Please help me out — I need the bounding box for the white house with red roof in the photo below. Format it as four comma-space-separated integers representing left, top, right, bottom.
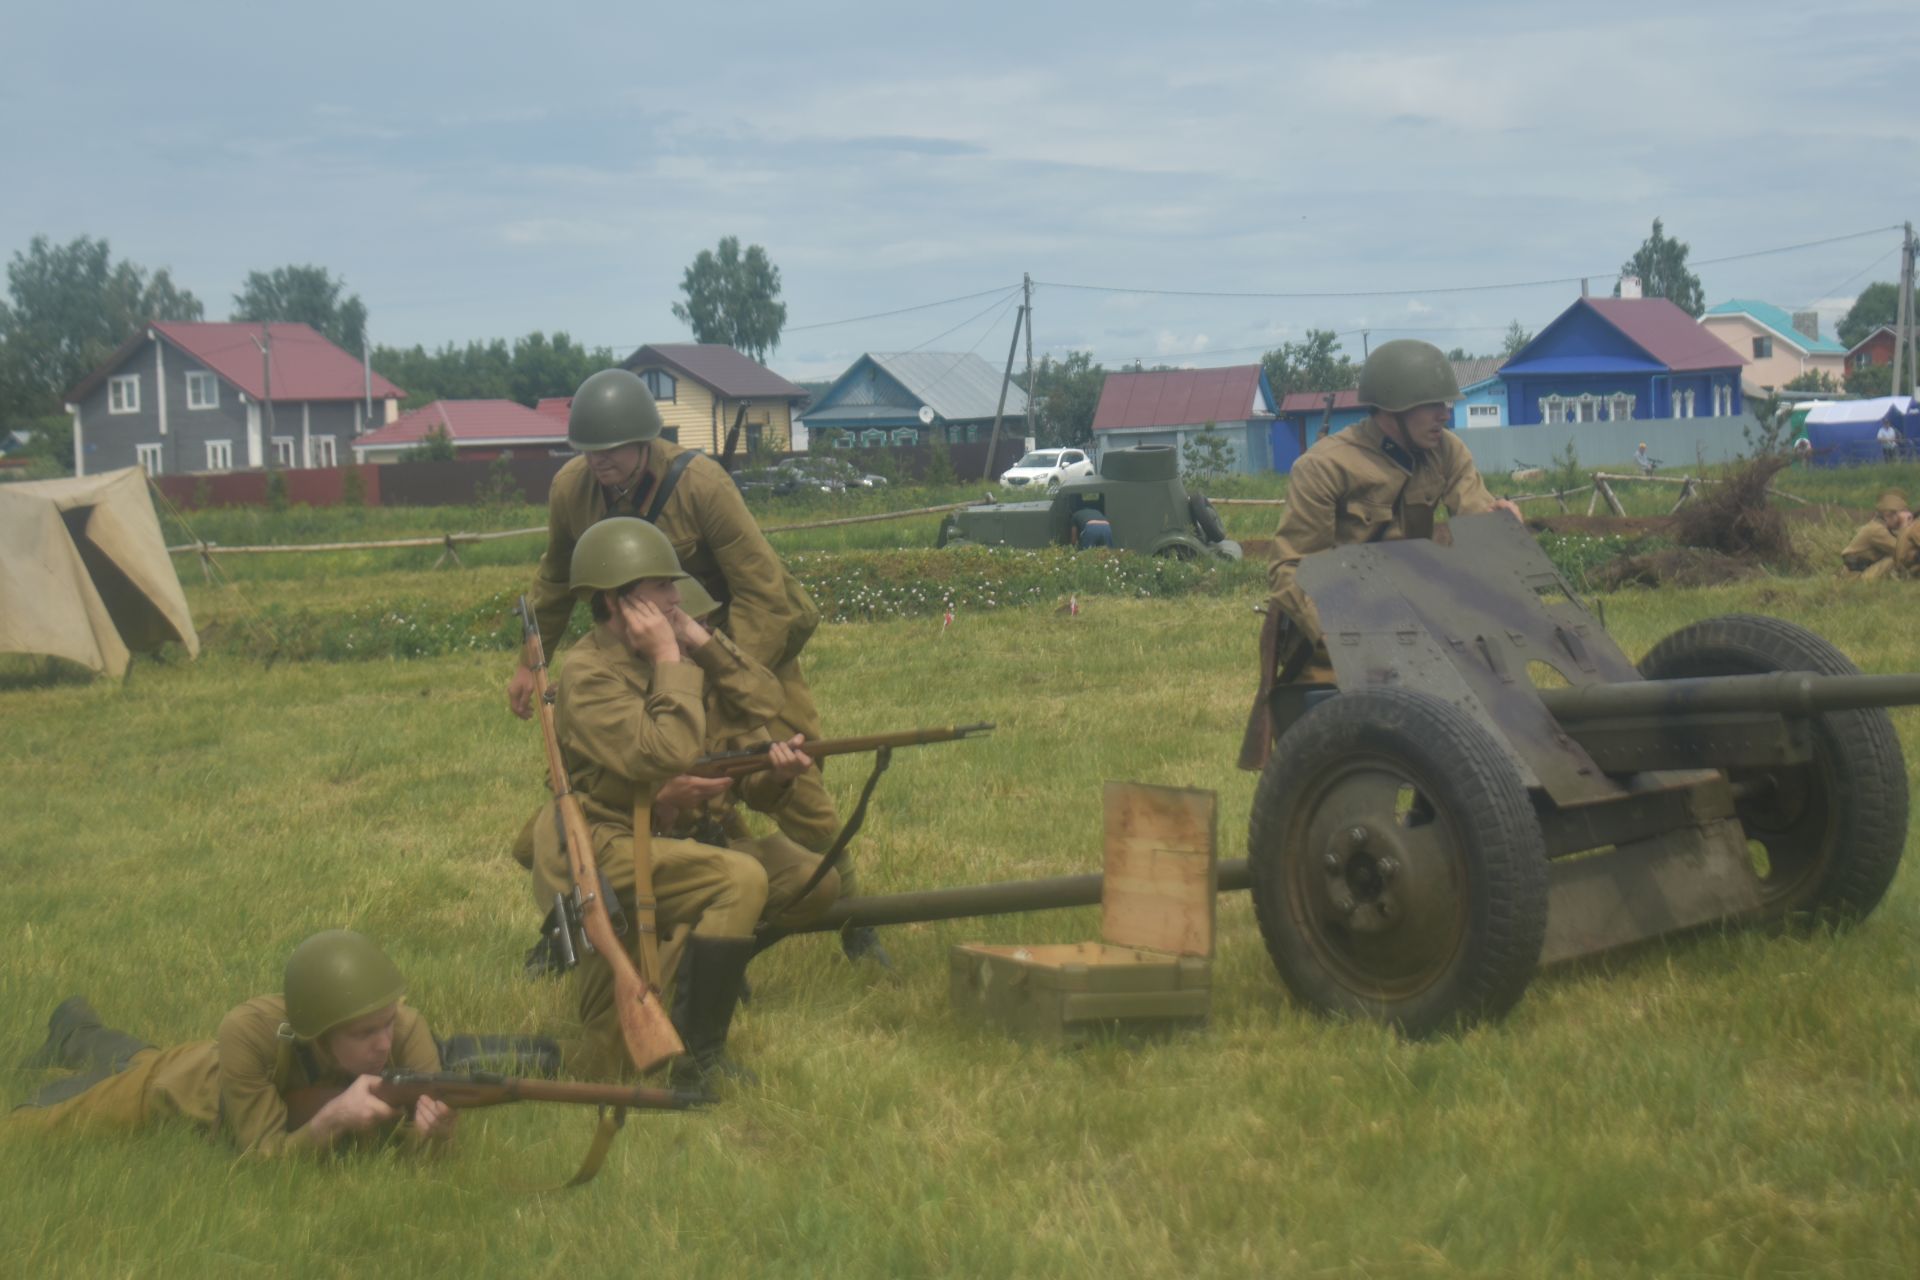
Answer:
63, 321, 404, 476
1089, 364, 1277, 474
352, 399, 572, 463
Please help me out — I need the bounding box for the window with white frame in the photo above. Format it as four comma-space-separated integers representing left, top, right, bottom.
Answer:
641, 370, 676, 402
136, 443, 164, 476
860, 429, 889, 448
1713, 385, 1732, 416
891, 428, 919, 446
311, 435, 338, 467
1611, 394, 1635, 421
1465, 403, 1502, 427
108, 375, 140, 414
1575, 394, 1599, 423
273, 436, 296, 467
205, 440, 234, 471
1855, 351, 1871, 370
1674, 389, 1695, 419
185, 370, 220, 409
1539, 395, 1565, 424
1752, 336, 1773, 359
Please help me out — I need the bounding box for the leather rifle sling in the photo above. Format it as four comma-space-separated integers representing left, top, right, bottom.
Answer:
629, 801, 665, 987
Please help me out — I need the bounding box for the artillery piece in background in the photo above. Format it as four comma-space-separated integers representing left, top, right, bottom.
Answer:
1241, 513, 1909, 1036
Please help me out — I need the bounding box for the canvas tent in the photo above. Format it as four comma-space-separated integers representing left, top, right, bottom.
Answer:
0, 467, 198, 676
1802, 397, 1918, 467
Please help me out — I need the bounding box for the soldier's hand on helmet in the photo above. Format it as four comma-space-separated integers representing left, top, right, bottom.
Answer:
766, 734, 814, 781
413, 1094, 457, 1140
1491, 498, 1523, 522
668, 605, 712, 653
616, 595, 680, 665
507, 664, 537, 720
310, 1074, 400, 1139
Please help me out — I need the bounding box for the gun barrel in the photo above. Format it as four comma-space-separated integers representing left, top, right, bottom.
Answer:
1537, 672, 1920, 722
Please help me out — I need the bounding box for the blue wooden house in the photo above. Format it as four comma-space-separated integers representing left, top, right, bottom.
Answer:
1448, 357, 1508, 429
1499, 297, 1746, 425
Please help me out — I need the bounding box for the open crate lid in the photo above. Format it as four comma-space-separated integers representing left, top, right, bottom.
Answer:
1101, 782, 1218, 959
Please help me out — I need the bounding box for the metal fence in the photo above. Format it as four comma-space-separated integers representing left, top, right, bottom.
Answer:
1455, 414, 1766, 474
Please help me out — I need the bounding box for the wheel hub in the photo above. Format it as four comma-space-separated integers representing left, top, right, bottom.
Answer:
1320, 825, 1402, 934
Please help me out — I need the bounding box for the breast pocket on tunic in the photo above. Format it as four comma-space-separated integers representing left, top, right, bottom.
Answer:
1347, 500, 1398, 543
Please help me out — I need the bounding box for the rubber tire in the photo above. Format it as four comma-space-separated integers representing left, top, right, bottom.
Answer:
1190, 493, 1227, 544
1248, 689, 1549, 1038
1637, 613, 1907, 922
1154, 540, 1199, 561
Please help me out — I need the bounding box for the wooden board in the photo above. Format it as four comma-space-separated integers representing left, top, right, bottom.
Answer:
1100, 782, 1217, 958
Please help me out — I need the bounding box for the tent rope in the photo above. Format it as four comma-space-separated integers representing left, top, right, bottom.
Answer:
145, 477, 285, 663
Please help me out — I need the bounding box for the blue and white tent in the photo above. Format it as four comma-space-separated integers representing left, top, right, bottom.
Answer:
1803, 397, 1918, 466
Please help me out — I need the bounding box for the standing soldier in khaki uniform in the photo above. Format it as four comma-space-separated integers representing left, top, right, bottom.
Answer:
1841, 490, 1911, 580
12, 931, 454, 1156
507, 369, 886, 966
534, 517, 837, 1086
1267, 339, 1522, 653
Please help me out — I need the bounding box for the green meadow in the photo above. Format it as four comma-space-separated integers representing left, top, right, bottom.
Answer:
4, 470, 1920, 1278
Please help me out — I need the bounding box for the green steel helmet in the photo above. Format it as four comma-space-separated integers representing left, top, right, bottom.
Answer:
1357, 339, 1462, 413
676, 575, 720, 620
568, 369, 664, 451
570, 517, 690, 594
283, 930, 405, 1041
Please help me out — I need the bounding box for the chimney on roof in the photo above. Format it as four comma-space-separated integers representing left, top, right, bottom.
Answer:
1792, 311, 1820, 341
1619, 276, 1643, 300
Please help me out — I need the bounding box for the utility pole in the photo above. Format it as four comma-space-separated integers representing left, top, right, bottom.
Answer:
259, 323, 278, 473
1361, 330, 1371, 358
1022, 272, 1035, 447
1894, 223, 1914, 403
982, 281, 1029, 482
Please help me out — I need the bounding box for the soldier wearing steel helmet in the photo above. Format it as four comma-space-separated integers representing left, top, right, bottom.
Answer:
11, 931, 453, 1155
1841, 490, 1912, 580
1267, 339, 1522, 649
533, 517, 835, 1085
508, 369, 885, 964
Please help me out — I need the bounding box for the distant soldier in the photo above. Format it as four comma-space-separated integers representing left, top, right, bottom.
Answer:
1842, 490, 1912, 581
506, 368, 886, 966
1267, 340, 1522, 655
1635, 442, 1657, 475
12, 931, 455, 1156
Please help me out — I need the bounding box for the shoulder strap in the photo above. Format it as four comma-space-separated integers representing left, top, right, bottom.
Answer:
644, 450, 699, 523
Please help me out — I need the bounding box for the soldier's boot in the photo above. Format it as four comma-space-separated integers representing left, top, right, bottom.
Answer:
436, 1034, 564, 1078
22, 997, 148, 1073
523, 908, 569, 980
667, 936, 758, 1094
834, 870, 895, 971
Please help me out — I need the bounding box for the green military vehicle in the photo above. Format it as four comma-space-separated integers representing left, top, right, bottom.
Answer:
936, 444, 1241, 561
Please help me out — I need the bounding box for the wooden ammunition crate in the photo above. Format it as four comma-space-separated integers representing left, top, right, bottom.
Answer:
950, 782, 1216, 1043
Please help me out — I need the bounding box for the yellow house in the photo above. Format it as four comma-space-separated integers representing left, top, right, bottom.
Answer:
1699, 300, 1849, 396
619, 343, 807, 457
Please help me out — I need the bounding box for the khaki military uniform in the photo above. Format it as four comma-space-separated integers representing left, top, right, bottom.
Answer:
528, 449, 839, 851
1842, 520, 1901, 580
1268, 417, 1499, 644
11, 996, 438, 1156
528, 626, 837, 1073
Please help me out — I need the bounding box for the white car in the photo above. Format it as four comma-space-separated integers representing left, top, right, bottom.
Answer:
999, 448, 1094, 491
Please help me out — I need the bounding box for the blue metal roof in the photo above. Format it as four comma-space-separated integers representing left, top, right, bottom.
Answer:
1705, 300, 1847, 354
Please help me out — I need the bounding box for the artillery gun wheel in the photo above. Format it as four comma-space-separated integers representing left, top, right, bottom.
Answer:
1247, 690, 1549, 1038
1638, 614, 1907, 922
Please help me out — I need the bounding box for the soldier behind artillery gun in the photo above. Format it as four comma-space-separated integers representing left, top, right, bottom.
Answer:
1842, 490, 1913, 581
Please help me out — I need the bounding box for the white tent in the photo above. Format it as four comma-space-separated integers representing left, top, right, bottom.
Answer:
0, 467, 198, 677
1804, 396, 1915, 426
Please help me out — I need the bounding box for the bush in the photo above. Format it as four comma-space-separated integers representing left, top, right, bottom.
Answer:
475, 453, 523, 507
401, 427, 456, 462
1181, 423, 1235, 481
265, 470, 289, 513
341, 466, 367, 509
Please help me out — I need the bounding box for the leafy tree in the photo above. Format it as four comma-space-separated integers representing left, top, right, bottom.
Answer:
400, 426, 456, 461
1836, 281, 1920, 349
1022, 350, 1106, 447
371, 332, 614, 409
1615, 218, 1704, 317
1782, 370, 1837, 393
671, 236, 787, 362
475, 452, 524, 506
0, 234, 203, 433
232, 265, 367, 352
1261, 329, 1357, 401
1846, 363, 1893, 398
1500, 320, 1533, 359
1181, 422, 1235, 481
1445, 346, 1470, 361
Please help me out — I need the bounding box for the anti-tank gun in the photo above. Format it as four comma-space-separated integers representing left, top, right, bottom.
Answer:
1239, 513, 1910, 1036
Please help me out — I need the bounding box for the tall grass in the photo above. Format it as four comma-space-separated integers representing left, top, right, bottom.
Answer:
3, 577, 1919, 1276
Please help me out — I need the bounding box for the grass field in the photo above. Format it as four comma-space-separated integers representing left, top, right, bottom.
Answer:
6, 513, 1920, 1277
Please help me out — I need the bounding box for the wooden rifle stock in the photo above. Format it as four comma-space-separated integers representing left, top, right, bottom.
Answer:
688, 722, 996, 779
283, 1069, 703, 1131
518, 596, 684, 1072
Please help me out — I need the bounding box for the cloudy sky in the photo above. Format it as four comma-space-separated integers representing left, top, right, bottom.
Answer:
5, 0, 1915, 381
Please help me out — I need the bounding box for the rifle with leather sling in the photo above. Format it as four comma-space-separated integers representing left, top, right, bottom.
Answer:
282, 1069, 703, 1131
688, 722, 994, 779
518, 596, 684, 1072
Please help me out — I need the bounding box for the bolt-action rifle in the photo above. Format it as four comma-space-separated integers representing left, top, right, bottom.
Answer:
282, 1069, 704, 1132
518, 596, 684, 1073
688, 722, 995, 779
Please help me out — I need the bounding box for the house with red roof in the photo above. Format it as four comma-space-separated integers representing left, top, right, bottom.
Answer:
620, 343, 809, 455
1847, 326, 1900, 379
1499, 296, 1746, 426
63, 321, 405, 477
352, 400, 572, 463
1090, 364, 1277, 473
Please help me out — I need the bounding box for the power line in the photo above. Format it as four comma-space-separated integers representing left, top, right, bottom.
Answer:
902, 286, 1023, 353
1034, 225, 1905, 303
785, 283, 1022, 333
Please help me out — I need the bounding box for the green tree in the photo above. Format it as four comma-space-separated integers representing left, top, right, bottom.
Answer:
1845, 363, 1893, 398
1501, 320, 1533, 359
400, 426, 456, 461
1180, 422, 1235, 482
371, 332, 615, 409
1022, 350, 1107, 447
1782, 370, 1837, 393
0, 234, 203, 433
475, 452, 524, 506
232, 265, 367, 352
1615, 218, 1704, 317
1260, 329, 1357, 401
1836, 281, 1920, 349
671, 236, 787, 362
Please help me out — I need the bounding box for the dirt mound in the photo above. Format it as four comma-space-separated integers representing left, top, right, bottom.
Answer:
1593, 548, 1763, 590
1670, 456, 1803, 568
